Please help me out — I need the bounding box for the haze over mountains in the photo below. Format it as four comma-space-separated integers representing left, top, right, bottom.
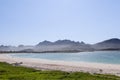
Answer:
0, 38, 120, 52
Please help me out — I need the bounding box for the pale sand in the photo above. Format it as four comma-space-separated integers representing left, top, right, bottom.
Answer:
0, 54, 120, 76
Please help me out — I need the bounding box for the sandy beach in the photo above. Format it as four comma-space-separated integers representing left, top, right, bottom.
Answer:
0, 54, 120, 76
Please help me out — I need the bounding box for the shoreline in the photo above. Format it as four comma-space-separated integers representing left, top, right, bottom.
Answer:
0, 54, 120, 76
0, 49, 120, 54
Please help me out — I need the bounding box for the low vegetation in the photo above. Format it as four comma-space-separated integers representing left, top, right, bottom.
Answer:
0, 62, 120, 80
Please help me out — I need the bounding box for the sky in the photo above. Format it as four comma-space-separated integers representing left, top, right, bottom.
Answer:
0, 0, 120, 46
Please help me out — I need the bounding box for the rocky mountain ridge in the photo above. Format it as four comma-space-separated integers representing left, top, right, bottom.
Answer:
0, 38, 120, 52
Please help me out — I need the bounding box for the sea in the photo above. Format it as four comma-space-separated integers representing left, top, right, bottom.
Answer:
10, 51, 120, 64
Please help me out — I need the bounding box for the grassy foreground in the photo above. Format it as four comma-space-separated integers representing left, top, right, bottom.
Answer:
0, 62, 120, 80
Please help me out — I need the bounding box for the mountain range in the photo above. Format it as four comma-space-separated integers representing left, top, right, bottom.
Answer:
0, 38, 120, 53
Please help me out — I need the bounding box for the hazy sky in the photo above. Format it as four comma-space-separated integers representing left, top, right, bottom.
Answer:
0, 0, 120, 45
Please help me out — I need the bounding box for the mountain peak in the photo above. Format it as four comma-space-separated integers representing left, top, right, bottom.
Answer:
55, 39, 75, 44
93, 38, 120, 50
37, 40, 52, 46
100, 38, 120, 44
36, 39, 83, 46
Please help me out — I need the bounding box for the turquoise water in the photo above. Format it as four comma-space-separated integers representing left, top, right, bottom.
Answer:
10, 51, 120, 64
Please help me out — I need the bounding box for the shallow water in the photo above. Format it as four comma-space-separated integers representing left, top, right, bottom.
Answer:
10, 51, 120, 64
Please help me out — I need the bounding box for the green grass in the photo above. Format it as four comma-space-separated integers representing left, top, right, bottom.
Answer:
0, 62, 120, 80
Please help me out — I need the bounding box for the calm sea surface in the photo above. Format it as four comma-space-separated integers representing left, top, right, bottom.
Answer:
10, 51, 120, 64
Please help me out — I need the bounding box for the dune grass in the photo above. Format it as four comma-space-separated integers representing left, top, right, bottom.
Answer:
0, 62, 120, 80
